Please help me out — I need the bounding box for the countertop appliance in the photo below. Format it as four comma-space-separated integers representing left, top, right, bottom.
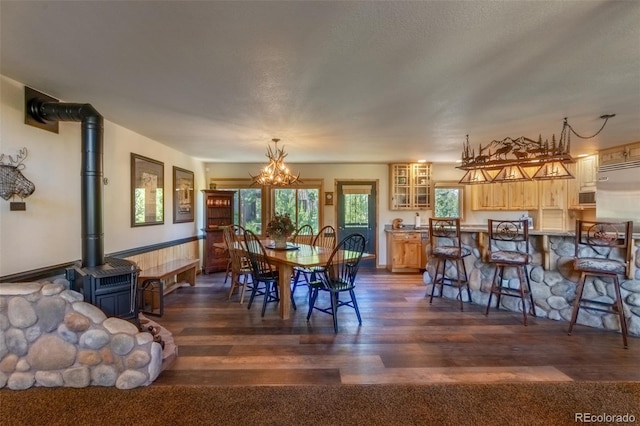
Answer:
392, 218, 404, 229
596, 160, 640, 232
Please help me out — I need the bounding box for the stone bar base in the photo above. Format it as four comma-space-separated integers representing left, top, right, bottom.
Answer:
423, 232, 640, 337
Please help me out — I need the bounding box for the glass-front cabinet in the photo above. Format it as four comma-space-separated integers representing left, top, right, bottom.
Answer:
389, 163, 432, 210
201, 190, 235, 274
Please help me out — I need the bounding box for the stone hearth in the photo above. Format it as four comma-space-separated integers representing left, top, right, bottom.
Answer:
0, 279, 176, 390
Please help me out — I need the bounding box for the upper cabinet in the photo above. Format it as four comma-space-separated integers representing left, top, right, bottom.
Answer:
389, 163, 432, 210
599, 141, 640, 167
576, 154, 598, 192
470, 167, 538, 211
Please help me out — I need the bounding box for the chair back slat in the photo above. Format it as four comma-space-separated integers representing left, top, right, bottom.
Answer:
574, 220, 633, 261
292, 224, 314, 245
313, 225, 337, 249
429, 217, 462, 252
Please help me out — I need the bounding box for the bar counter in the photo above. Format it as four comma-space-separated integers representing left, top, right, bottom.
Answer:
385, 225, 640, 338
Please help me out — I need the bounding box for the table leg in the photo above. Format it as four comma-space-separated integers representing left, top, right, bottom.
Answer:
278, 263, 293, 319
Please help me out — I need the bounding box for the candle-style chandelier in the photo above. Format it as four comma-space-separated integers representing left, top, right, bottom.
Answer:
250, 138, 302, 186
458, 115, 615, 184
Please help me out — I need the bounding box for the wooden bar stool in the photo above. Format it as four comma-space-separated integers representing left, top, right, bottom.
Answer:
485, 219, 537, 325
427, 217, 472, 311
568, 220, 633, 348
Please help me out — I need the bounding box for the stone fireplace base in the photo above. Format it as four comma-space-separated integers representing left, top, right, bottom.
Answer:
0, 280, 175, 390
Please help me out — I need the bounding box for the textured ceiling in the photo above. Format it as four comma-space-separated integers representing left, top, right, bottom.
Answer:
1, 1, 639, 163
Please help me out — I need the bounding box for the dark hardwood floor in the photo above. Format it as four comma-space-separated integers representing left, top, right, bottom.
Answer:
152, 269, 639, 386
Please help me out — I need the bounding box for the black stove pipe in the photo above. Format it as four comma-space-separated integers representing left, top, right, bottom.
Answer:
28, 100, 104, 268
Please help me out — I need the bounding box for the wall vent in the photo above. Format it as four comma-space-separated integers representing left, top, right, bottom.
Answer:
599, 159, 640, 173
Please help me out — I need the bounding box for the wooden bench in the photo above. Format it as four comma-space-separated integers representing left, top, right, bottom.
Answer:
137, 258, 200, 316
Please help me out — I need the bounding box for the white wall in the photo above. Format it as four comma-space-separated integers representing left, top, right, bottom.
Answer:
0, 76, 205, 277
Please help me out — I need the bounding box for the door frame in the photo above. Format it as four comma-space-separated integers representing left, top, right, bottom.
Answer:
334, 179, 379, 268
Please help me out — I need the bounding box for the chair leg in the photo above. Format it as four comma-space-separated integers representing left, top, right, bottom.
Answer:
291, 286, 297, 311
516, 265, 528, 326
350, 289, 362, 325
261, 282, 270, 317
568, 273, 587, 335
461, 259, 472, 306
291, 269, 302, 296
239, 274, 248, 304
455, 258, 464, 312
495, 265, 505, 309
223, 259, 232, 284
307, 288, 318, 321
247, 281, 261, 310
613, 276, 629, 348
227, 270, 238, 300
429, 258, 442, 304
331, 291, 339, 333
524, 265, 537, 318
485, 265, 501, 315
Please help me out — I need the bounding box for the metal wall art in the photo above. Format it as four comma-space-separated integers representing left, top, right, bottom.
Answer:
0, 147, 36, 210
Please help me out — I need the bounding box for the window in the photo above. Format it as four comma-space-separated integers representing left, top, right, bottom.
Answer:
213, 178, 323, 236
273, 188, 320, 233
434, 183, 464, 219
225, 187, 263, 234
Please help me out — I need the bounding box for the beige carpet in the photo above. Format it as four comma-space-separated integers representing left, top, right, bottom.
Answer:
1, 382, 639, 426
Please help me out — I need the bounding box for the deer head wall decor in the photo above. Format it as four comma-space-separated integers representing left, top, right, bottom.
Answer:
0, 147, 36, 201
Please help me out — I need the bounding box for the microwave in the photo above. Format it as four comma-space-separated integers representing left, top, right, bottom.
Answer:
578, 191, 596, 204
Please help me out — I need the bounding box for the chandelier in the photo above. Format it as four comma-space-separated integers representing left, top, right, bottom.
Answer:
250, 138, 302, 186
458, 115, 615, 184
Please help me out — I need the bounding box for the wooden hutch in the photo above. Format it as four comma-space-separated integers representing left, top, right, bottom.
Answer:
201, 190, 235, 274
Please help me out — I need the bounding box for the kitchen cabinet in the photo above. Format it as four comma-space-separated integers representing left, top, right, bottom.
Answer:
471, 166, 539, 211
201, 190, 235, 274
508, 180, 538, 210
386, 232, 423, 272
539, 179, 566, 209
471, 180, 537, 211
599, 141, 640, 167
471, 182, 508, 210
576, 155, 598, 192
389, 163, 432, 210
567, 155, 598, 209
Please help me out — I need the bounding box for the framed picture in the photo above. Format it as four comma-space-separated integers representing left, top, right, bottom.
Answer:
173, 166, 195, 223
131, 153, 164, 227
324, 192, 334, 206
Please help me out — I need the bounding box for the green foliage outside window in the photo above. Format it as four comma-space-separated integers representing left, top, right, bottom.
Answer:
434, 188, 461, 218
274, 188, 319, 233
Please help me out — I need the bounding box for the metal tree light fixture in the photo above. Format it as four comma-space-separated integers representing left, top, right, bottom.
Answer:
458, 115, 615, 184
250, 138, 302, 186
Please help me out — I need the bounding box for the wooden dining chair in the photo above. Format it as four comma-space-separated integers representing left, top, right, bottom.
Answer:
306, 233, 366, 333
243, 230, 281, 316
291, 224, 314, 245
224, 225, 253, 303
292, 225, 337, 299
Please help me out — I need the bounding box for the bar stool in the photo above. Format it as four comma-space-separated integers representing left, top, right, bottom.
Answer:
485, 219, 536, 325
568, 220, 633, 348
427, 217, 472, 311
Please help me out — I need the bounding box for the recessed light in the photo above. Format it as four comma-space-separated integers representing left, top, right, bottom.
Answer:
417, 159, 427, 163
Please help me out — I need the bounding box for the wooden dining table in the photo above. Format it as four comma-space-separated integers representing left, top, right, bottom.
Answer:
216, 240, 374, 319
